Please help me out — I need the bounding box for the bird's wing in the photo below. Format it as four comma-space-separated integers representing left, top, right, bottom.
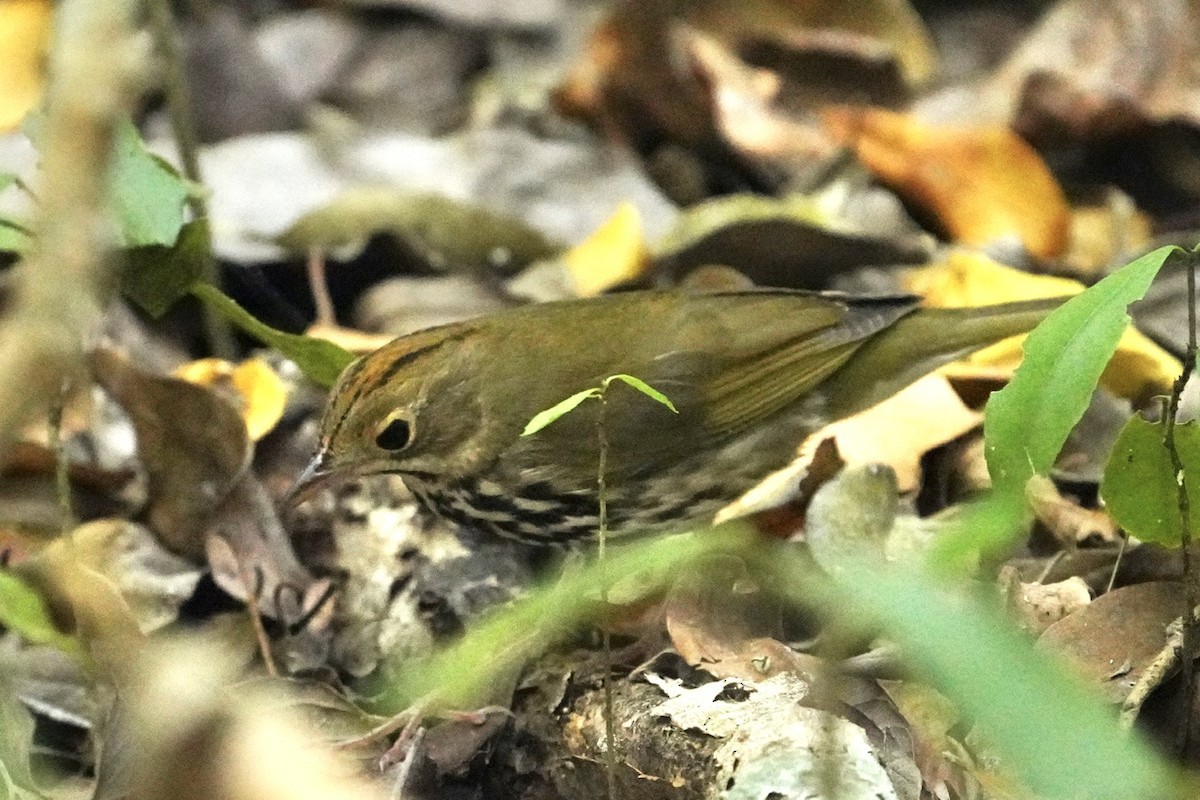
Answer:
514, 291, 917, 482
672, 291, 917, 438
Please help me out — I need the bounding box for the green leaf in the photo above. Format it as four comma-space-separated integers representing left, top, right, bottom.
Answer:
0, 217, 32, 254
0, 173, 16, 194
775, 552, 1182, 800
0, 572, 81, 658
986, 246, 1177, 492
603, 374, 679, 413
189, 283, 355, 387
381, 526, 757, 712
1101, 415, 1200, 546
123, 218, 211, 316
934, 245, 1179, 563
108, 117, 190, 248
523, 374, 679, 437
522, 388, 601, 436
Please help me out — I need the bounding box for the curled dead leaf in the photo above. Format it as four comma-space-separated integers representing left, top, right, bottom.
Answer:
1026, 474, 1119, 547
205, 474, 331, 626
987, 0, 1200, 138
91, 348, 251, 560
825, 107, 1069, 260
716, 374, 981, 525
1000, 566, 1092, 636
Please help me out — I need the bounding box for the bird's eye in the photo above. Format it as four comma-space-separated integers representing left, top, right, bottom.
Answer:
374, 414, 413, 452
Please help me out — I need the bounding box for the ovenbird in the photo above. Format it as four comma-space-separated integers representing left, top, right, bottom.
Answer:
291, 289, 1061, 544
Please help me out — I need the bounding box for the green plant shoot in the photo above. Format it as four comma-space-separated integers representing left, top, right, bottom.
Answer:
521, 373, 678, 436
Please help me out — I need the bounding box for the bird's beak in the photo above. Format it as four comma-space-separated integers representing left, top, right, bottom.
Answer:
283, 450, 336, 508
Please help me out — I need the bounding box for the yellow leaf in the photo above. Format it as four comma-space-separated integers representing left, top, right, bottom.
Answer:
716, 374, 981, 524
825, 108, 1069, 260
173, 358, 287, 441
0, 0, 51, 132
903, 252, 1180, 400
563, 202, 649, 296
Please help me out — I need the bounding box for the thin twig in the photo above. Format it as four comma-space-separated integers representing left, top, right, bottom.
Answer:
1106, 533, 1129, 595
596, 387, 618, 800
144, 0, 235, 358
1121, 619, 1184, 729
306, 247, 337, 327
49, 379, 75, 533
237, 561, 280, 678
144, 0, 202, 215
1034, 550, 1066, 584
1163, 248, 1198, 753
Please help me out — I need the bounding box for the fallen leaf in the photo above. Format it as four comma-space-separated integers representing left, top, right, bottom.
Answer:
273, 188, 560, 273
15, 534, 147, 672
717, 373, 981, 525
205, 475, 331, 625
879, 680, 966, 800
34, 519, 201, 634
999, 567, 1092, 636
822, 374, 983, 493
1025, 474, 1119, 546
174, 357, 288, 441
124, 638, 390, 800
825, 107, 1070, 260
685, 29, 840, 183
552, 3, 717, 149
664, 555, 781, 670
554, 0, 934, 150
1038, 581, 1187, 705
0, 0, 50, 132
654, 191, 930, 288
91, 348, 251, 560
903, 251, 1180, 400
1064, 197, 1153, 279
563, 202, 649, 296
986, 0, 1200, 137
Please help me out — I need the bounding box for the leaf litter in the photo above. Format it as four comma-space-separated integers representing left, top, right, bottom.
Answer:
4, 0, 1200, 798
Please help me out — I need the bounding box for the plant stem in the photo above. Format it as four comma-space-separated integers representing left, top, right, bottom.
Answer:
596, 388, 618, 800
1164, 247, 1198, 753
145, 0, 235, 358
49, 379, 74, 533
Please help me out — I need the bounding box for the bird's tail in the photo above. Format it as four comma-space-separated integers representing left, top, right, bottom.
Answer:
819, 296, 1067, 416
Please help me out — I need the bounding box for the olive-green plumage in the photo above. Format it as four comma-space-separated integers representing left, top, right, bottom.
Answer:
293, 288, 1062, 543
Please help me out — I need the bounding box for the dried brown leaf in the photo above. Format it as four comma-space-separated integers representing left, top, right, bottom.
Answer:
91, 348, 251, 560
825, 106, 1070, 260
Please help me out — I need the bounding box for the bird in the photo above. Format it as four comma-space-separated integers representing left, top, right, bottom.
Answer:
288, 288, 1061, 545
